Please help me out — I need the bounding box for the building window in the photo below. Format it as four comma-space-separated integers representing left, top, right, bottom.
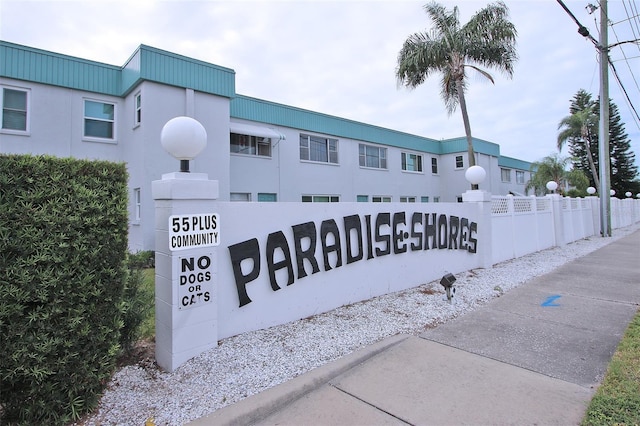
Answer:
230, 193, 251, 201
258, 193, 277, 202
433, 196, 440, 203
516, 170, 525, 184
231, 133, 271, 157
302, 195, 339, 202
134, 92, 141, 126
501, 168, 511, 182
357, 195, 368, 202
300, 134, 338, 164
431, 157, 438, 174
84, 99, 115, 140
400, 196, 416, 203
372, 196, 391, 203
421, 196, 429, 203
134, 188, 141, 221
1, 87, 29, 132
455, 155, 464, 169
359, 144, 387, 169
401, 152, 423, 172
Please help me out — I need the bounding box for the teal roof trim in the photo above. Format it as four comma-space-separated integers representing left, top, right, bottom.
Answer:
1, 41, 235, 98
231, 95, 442, 153
1, 41, 121, 95
499, 155, 533, 171
440, 137, 501, 157
126, 45, 235, 97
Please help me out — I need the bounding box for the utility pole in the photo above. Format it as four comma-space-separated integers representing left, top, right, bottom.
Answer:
598, 0, 611, 237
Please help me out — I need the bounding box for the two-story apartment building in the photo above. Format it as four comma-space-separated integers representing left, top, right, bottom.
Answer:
0, 41, 533, 251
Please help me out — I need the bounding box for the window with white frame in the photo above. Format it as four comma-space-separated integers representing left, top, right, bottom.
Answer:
84, 99, 115, 140
433, 196, 440, 202
1, 87, 29, 132
231, 133, 271, 157
455, 155, 464, 168
134, 92, 141, 127
372, 196, 391, 203
359, 144, 387, 169
501, 168, 511, 182
400, 196, 416, 203
357, 195, 368, 202
230, 192, 251, 201
516, 170, 525, 184
421, 196, 429, 203
431, 157, 438, 174
401, 152, 423, 172
300, 134, 338, 164
302, 195, 339, 202
133, 188, 141, 221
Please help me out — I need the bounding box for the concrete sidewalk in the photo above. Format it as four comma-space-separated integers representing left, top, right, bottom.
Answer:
190, 230, 640, 425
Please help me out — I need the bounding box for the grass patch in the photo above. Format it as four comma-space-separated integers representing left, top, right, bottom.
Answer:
582, 308, 640, 425
138, 268, 155, 340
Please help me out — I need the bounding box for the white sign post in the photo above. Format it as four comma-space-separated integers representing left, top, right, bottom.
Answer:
152, 117, 219, 372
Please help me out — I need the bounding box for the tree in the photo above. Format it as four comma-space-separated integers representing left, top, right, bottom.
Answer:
525, 153, 588, 196
395, 1, 518, 188
560, 90, 638, 196
594, 98, 638, 196
557, 104, 600, 189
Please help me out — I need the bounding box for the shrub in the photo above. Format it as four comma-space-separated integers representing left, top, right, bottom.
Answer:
119, 252, 155, 353
0, 155, 129, 425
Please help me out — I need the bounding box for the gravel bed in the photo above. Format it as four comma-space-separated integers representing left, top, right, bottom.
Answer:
79, 224, 639, 426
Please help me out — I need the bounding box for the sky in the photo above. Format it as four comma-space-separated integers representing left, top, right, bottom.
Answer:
1, 0, 639, 168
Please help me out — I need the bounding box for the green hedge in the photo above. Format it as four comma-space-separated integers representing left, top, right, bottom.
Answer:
0, 155, 129, 425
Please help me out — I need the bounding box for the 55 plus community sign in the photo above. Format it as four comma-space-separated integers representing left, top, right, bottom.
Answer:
169, 213, 220, 251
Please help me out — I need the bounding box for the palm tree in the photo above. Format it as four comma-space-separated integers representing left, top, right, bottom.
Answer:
525, 153, 588, 196
396, 1, 518, 188
557, 107, 600, 189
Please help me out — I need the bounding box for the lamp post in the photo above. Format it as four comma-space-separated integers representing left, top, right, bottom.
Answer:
160, 116, 207, 173
461, 165, 493, 268
465, 165, 486, 188
153, 116, 220, 372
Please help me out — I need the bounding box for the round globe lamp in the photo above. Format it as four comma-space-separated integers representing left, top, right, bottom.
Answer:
160, 116, 207, 172
465, 165, 486, 187
610, 189, 616, 197
546, 181, 558, 193
625, 192, 632, 198
587, 187, 596, 195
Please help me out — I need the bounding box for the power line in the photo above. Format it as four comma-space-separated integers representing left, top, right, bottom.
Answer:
556, 0, 600, 46
608, 56, 640, 130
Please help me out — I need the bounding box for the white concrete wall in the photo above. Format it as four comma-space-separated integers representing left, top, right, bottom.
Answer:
213, 201, 484, 339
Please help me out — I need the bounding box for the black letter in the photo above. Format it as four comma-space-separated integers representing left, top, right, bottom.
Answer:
344, 215, 363, 264
448, 216, 460, 249
438, 214, 448, 249
292, 222, 320, 279
468, 222, 478, 253
424, 213, 437, 250
321, 219, 342, 271
266, 231, 294, 290
392, 212, 407, 254
181, 257, 195, 272
365, 214, 374, 259
228, 238, 260, 307
375, 212, 391, 256
459, 217, 469, 251
410, 212, 423, 251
